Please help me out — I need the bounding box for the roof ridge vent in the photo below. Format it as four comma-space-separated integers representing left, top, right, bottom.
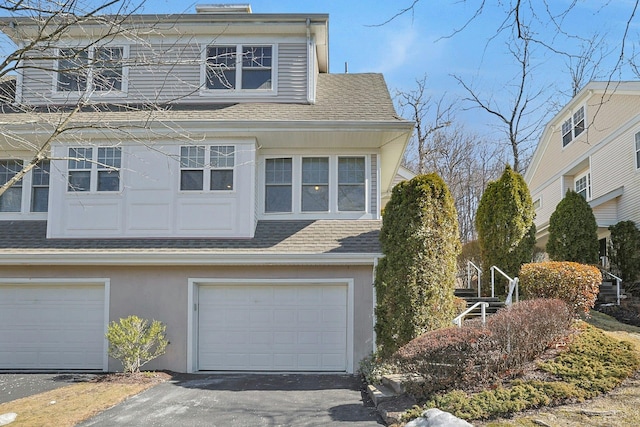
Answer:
195, 4, 252, 14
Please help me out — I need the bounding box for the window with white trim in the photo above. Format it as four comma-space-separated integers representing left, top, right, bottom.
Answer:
205, 45, 272, 90
265, 157, 292, 213
338, 157, 366, 211
532, 197, 541, 210
31, 160, 50, 212
0, 160, 22, 212
57, 46, 125, 93
180, 145, 236, 191
68, 147, 121, 192
562, 106, 585, 147
264, 155, 368, 215
301, 157, 329, 212
635, 131, 640, 169
575, 172, 591, 200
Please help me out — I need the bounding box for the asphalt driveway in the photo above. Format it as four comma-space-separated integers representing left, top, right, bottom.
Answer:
78, 373, 383, 426
0, 373, 98, 404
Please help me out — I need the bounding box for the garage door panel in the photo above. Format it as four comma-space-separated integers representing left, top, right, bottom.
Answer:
0, 284, 105, 370
198, 284, 348, 371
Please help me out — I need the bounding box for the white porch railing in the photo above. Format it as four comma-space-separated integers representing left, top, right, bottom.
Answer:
602, 270, 622, 306
453, 301, 489, 327
467, 261, 482, 298
490, 266, 519, 306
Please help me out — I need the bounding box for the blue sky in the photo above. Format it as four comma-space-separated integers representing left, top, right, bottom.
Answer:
132, 1, 640, 146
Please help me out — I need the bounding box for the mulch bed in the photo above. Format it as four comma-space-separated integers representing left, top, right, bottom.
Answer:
92, 371, 174, 384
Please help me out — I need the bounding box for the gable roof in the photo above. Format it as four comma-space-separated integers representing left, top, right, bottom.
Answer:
525, 80, 640, 183
0, 220, 382, 265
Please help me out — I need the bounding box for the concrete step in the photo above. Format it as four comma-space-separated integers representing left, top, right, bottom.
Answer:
366, 383, 397, 406
454, 288, 478, 298
381, 373, 423, 395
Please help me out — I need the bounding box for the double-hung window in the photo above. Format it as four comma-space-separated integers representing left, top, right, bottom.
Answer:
265, 158, 292, 212
562, 106, 585, 147
635, 132, 640, 169
180, 145, 235, 191
57, 46, 124, 93
0, 160, 22, 212
31, 160, 50, 212
338, 157, 366, 211
68, 147, 121, 192
205, 45, 272, 90
575, 172, 591, 200
301, 157, 329, 212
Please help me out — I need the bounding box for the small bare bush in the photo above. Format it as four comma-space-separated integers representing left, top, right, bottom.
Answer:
487, 299, 573, 372
393, 326, 498, 398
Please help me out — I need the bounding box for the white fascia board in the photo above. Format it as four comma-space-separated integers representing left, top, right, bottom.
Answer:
0, 252, 381, 266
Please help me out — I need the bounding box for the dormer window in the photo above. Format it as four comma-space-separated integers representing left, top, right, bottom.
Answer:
56, 46, 125, 93
205, 45, 272, 90
561, 106, 585, 147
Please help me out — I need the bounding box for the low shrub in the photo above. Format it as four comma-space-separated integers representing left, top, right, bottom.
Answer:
519, 261, 601, 315
106, 315, 168, 374
402, 324, 640, 422
358, 352, 397, 385
392, 326, 499, 398
487, 299, 573, 372
453, 296, 468, 316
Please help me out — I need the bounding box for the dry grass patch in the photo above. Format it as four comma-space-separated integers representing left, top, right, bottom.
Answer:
0, 373, 168, 427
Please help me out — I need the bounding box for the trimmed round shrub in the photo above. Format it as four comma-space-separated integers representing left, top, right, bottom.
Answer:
519, 261, 601, 315
374, 173, 461, 357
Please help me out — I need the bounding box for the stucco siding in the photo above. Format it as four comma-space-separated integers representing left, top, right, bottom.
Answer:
0, 264, 375, 373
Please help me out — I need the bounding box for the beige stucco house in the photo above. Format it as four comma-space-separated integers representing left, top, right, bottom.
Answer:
0, 6, 413, 373
525, 81, 640, 259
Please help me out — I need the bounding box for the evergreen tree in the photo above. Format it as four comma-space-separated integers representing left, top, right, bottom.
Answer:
475, 165, 536, 292
374, 173, 461, 357
547, 190, 598, 264
608, 220, 640, 282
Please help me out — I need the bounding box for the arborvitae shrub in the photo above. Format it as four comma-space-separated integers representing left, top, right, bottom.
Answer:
519, 261, 602, 315
475, 165, 536, 296
374, 173, 461, 358
546, 190, 599, 264
608, 220, 640, 283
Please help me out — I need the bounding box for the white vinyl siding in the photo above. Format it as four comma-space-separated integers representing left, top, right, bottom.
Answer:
20, 42, 309, 105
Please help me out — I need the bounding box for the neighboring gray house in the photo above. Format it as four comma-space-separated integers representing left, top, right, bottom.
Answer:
525, 81, 640, 260
0, 7, 413, 372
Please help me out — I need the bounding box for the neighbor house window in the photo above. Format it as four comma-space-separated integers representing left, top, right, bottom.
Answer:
636, 132, 640, 169
0, 160, 22, 212
265, 158, 292, 212
301, 157, 329, 212
68, 147, 121, 192
210, 145, 234, 191
532, 197, 542, 211
31, 160, 49, 212
205, 45, 272, 90
57, 46, 124, 93
562, 106, 585, 147
180, 146, 205, 191
575, 172, 591, 200
338, 157, 366, 211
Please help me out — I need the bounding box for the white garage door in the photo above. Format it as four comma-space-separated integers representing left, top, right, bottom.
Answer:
198, 284, 348, 371
0, 284, 105, 370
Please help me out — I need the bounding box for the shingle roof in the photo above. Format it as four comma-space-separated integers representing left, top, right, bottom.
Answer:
0, 220, 381, 255
0, 74, 408, 126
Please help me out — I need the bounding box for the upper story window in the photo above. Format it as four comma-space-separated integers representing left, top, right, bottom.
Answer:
205, 45, 272, 91
31, 160, 50, 212
562, 106, 585, 147
635, 132, 640, 169
532, 197, 542, 211
264, 155, 368, 214
57, 46, 125, 93
180, 145, 235, 191
68, 147, 121, 192
0, 160, 22, 212
575, 172, 591, 200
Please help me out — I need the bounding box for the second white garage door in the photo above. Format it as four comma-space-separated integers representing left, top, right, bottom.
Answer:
197, 283, 348, 371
